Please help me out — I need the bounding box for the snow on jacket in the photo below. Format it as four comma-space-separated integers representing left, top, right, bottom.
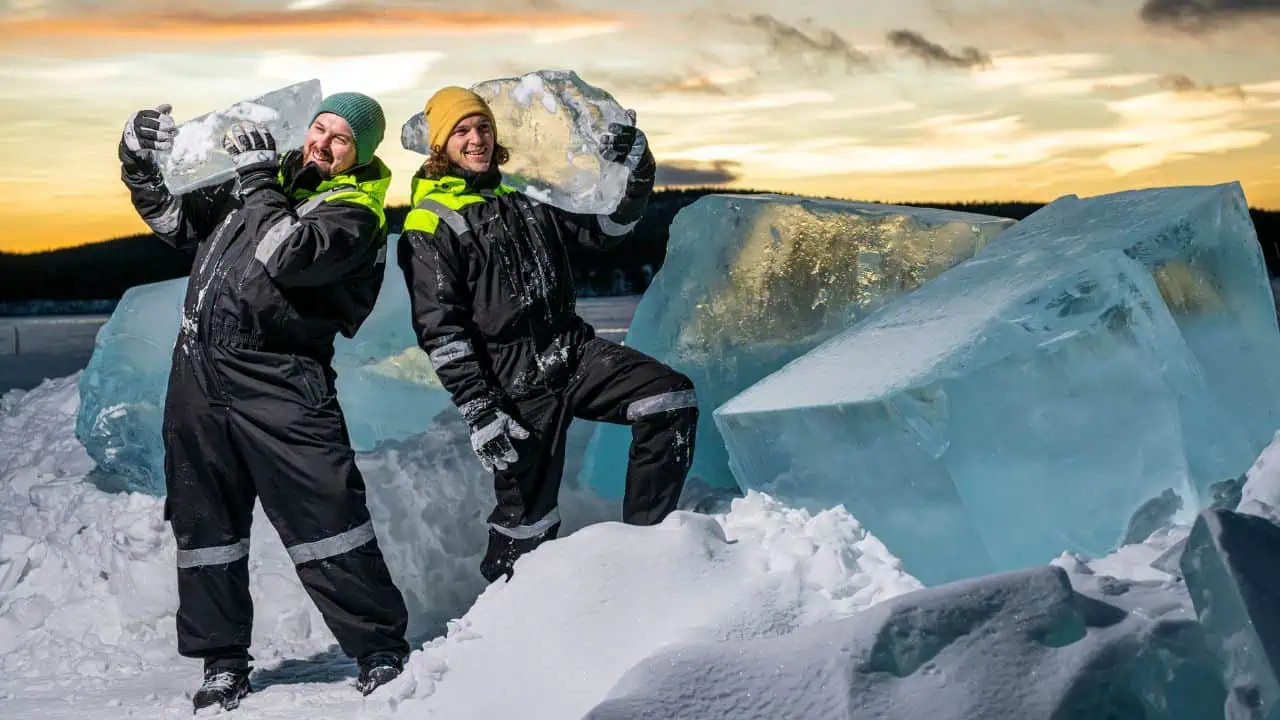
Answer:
396, 165, 649, 420
120, 149, 392, 363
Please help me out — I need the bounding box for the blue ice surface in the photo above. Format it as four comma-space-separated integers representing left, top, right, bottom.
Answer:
714, 183, 1280, 586
75, 237, 450, 494
576, 193, 1015, 500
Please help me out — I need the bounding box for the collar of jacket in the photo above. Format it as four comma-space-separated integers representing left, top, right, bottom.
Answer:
409, 167, 512, 207
273, 150, 394, 229
276, 150, 392, 204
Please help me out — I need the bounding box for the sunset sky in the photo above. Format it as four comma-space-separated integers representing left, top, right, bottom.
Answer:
1, 0, 1279, 253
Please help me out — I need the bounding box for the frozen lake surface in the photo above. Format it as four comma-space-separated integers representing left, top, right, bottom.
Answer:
0, 295, 642, 394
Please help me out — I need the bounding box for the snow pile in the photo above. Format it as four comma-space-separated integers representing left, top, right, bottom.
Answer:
586, 561, 1224, 720
376, 491, 922, 719
0, 377, 337, 694
0, 375, 921, 718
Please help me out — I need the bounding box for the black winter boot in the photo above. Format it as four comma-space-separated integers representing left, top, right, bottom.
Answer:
192, 666, 252, 712
356, 652, 405, 696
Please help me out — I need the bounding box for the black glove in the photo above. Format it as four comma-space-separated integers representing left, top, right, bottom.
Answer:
600, 109, 655, 197
222, 121, 279, 194
119, 104, 175, 177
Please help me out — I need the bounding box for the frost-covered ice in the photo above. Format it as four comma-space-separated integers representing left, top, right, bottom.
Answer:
715, 183, 1278, 585
587, 562, 1223, 720
76, 253, 450, 495
3, 374, 919, 719
1177, 429, 1280, 719
401, 70, 633, 214
159, 79, 322, 195
580, 193, 1014, 499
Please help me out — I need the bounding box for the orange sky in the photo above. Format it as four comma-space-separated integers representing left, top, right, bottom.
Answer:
1, 0, 1279, 254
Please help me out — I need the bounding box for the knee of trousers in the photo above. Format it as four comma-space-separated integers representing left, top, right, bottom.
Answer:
624, 376, 699, 427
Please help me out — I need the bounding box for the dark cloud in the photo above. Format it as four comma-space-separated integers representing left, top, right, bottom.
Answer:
725, 13, 872, 74
1140, 0, 1280, 31
1158, 73, 1248, 98
655, 160, 742, 187
886, 29, 991, 69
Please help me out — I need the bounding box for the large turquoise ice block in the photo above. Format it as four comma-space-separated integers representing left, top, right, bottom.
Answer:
714, 183, 1273, 585
75, 238, 449, 494
575, 194, 1015, 500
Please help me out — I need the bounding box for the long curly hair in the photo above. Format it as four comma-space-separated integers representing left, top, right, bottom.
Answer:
423, 142, 512, 178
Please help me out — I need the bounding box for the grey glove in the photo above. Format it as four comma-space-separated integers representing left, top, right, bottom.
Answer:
221, 121, 278, 169
469, 410, 531, 473
120, 104, 175, 172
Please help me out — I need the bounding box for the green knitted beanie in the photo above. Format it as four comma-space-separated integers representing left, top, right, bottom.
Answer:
312, 91, 386, 167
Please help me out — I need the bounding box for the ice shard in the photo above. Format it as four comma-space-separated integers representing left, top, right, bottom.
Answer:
1181, 508, 1280, 720
75, 246, 450, 495
401, 70, 633, 214
714, 183, 1276, 585
577, 194, 1015, 500
159, 79, 322, 195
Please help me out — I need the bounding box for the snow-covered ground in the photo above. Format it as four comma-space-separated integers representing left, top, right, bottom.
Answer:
0, 374, 922, 719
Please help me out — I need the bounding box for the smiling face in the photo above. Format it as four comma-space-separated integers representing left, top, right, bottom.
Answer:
302, 112, 357, 177
444, 114, 495, 173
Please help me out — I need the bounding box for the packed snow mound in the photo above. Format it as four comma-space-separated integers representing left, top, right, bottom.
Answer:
716, 183, 1278, 585
589, 563, 1223, 720
580, 193, 1015, 499
373, 491, 922, 719
76, 251, 450, 495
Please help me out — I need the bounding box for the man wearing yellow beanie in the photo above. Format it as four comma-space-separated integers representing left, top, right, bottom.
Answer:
398, 86, 698, 584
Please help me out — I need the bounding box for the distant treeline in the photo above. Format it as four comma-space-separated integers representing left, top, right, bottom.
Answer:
2, 188, 1278, 310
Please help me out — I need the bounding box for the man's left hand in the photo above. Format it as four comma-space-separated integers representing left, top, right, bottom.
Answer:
600, 110, 655, 192
222, 121, 278, 169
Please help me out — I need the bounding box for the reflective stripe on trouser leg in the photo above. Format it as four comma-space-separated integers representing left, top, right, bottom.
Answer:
285, 521, 376, 564
489, 507, 562, 540
176, 538, 251, 568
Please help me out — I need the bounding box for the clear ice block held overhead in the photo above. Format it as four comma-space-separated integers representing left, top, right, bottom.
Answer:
159, 79, 323, 195
401, 69, 633, 215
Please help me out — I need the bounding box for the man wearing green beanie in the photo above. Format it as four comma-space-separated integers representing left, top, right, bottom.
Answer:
117, 90, 409, 712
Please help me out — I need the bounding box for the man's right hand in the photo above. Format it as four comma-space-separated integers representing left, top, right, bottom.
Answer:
468, 410, 531, 473
120, 104, 175, 170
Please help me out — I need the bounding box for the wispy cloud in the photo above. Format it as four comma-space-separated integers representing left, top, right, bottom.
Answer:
886, 30, 991, 69
590, 65, 758, 98
0, 8, 624, 51
1140, 0, 1280, 32
639, 90, 835, 116
1157, 72, 1247, 99
660, 88, 1272, 178
257, 51, 445, 96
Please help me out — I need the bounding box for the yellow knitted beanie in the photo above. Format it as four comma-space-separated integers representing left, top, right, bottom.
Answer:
424, 86, 496, 153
